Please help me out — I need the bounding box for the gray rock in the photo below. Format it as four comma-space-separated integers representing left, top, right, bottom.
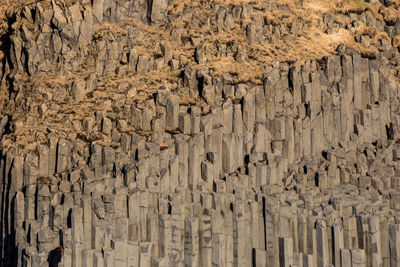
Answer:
79, 9, 94, 46
92, 0, 104, 23
202, 85, 215, 105
37, 229, 54, 243
195, 44, 206, 64
102, 117, 112, 135
161, 43, 172, 64
179, 114, 191, 135
56, 139, 69, 173
166, 95, 179, 129
93, 199, 106, 219
102, 147, 116, 165
246, 23, 260, 43
136, 55, 149, 74
183, 65, 198, 90
71, 79, 86, 101
149, 0, 168, 23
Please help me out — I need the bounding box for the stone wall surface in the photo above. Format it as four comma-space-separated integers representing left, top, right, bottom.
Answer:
1, 0, 400, 267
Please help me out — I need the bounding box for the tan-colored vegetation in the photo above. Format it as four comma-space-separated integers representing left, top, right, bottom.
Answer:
2, 0, 400, 151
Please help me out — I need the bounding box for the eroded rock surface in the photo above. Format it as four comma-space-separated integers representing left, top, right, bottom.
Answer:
2, 0, 400, 266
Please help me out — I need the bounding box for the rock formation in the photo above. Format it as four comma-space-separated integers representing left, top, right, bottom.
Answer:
1, 0, 400, 266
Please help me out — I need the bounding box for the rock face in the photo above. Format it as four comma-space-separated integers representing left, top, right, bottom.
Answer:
2, 0, 400, 267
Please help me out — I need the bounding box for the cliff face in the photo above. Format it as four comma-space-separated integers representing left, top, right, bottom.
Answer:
1, 0, 400, 266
